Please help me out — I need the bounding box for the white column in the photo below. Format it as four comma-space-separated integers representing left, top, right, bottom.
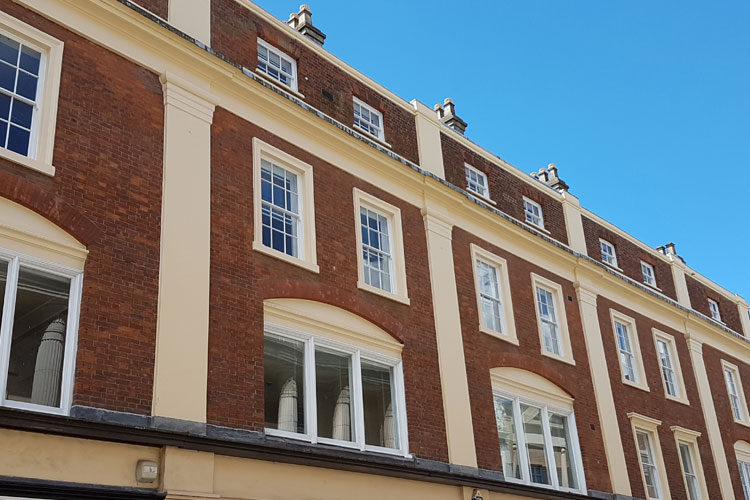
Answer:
152, 72, 215, 423
423, 213, 477, 467
561, 193, 587, 254
574, 284, 632, 496
411, 100, 446, 180
31, 318, 65, 406
168, 0, 211, 46
687, 338, 736, 500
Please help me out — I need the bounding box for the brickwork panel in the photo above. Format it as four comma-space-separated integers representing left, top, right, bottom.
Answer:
685, 275, 743, 334
581, 216, 678, 301
452, 228, 609, 491
210, 0, 419, 165
441, 134, 569, 245
703, 345, 750, 499
596, 296, 722, 499
208, 107, 448, 462
0, 2, 163, 414
134, 0, 168, 19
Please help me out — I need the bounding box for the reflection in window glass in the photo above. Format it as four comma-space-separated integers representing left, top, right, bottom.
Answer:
361, 360, 397, 448
315, 348, 353, 442
549, 413, 579, 490
0, 259, 7, 325
0, 34, 41, 157
636, 431, 661, 499
477, 260, 503, 333
264, 335, 305, 434
494, 397, 521, 480
521, 403, 550, 485
678, 442, 701, 500
6, 266, 69, 407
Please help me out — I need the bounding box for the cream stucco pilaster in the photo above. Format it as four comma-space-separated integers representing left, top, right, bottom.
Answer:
152, 73, 215, 423
670, 259, 692, 309
423, 212, 478, 468
686, 338, 735, 500
574, 284, 632, 496
168, 0, 211, 46
561, 193, 587, 255
738, 301, 750, 338
411, 100, 446, 179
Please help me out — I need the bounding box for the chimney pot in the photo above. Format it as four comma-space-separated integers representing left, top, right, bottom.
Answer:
287, 4, 326, 46
437, 97, 467, 135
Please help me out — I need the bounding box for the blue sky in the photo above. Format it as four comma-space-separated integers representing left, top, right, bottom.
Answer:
257, 1, 750, 300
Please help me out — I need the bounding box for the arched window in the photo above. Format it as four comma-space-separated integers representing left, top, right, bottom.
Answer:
263, 299, 408, 456
490, 367, 586, 494
0, 197, 86, 415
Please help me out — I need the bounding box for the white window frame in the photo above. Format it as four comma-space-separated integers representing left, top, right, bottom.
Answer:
652, 330, 688, 405
610, 309, 649, 391
531, 273, 574, 365
671, 426, 708, 500
722, 360, 749, 426
464, 163, 491, 201
641, 261, 658, 288
352, 96, 385, 142
252, 138, 318, 273
256, 38, 298, 92
470, 244, 516, 344
736, 441, 750, 500
0, 247, 83, 416
263, 322, 409, 457
628, 413, 671, 500
0, 12, 63, 176
708, 298, 722, 323
490, 368, 587, 494
353, 189, 408, 305
522, 197, 545, 229
599, 238, 618, 268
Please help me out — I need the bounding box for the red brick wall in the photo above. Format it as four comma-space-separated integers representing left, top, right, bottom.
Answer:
441, 134, 569, 245
210, 0, 420, 165
134, 0, 168, 19
686, 275, 743, 334
0, 2, 163, 414
581, 216, 678, 301
703, 345, 750, 498
208, 107, 448, 462
451, 229, 609, 491
596, 296, 721, 499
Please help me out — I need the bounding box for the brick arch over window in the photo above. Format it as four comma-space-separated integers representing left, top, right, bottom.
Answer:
258, 278, 407, 344
0, 195, 88, 269
0, 170, 101, 246
487, 351, 580, 398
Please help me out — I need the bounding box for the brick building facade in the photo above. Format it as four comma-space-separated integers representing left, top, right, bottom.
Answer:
0, 1, 748, 500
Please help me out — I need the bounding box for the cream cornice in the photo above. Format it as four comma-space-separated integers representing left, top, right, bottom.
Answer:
20, 0, 750, 361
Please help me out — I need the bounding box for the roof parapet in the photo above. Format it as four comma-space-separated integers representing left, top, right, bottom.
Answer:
288, 5, 326, 46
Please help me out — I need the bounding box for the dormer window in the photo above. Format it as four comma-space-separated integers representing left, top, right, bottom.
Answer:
523, 197, 544, 229
708, 299, 722, 322
353, 97, 384, 141
257, 39, 298, 91
465, 164, 489, 199
599, 239, 618, 268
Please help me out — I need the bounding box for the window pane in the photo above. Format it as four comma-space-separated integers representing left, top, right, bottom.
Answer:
494, 397, 521, 480
0, 35, 19, 65
361, 360, 397, 448
549, 413, 579, 490
315, 348, 354, 442
16, 71, 37, 101
19, 46, 41, 76
264, 335, 305, 434
521, 404, 551, 485
0, 61, 16, 93
6, 267, 70, 407
7, 124, 29, 155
